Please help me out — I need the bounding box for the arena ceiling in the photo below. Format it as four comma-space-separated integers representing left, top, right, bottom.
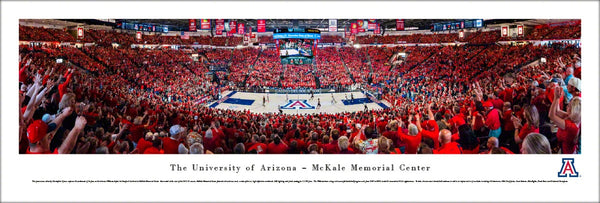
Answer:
117, 19, 528, 31
56, 19, 577, 32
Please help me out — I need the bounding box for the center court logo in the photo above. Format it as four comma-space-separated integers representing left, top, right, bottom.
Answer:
281, 100, 315, 109
557, 158, 579, 177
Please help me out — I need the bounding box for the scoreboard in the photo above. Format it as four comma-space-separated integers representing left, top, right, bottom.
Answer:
274, 28, 320, 65
432, 19, 483, 32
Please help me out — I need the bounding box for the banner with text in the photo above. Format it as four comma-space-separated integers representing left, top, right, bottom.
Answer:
396, 19, 405, 31
351, 23, 358, 34
357, 20, 365, 32
329, 19, 337, 32
229, 21, 237, 32
189, 19, 197, 31
216, 19, 225, 31
501, 26, 508, 37
368, 21, 377, 30
517, 25, 524, 36
201, 19, 211, 30
257, 19, 266, 33
77, 27, 84, 39
374, 24, 381, 34
238, 23, 245, 35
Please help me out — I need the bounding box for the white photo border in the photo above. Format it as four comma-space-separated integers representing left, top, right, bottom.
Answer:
1, 1, 598, 202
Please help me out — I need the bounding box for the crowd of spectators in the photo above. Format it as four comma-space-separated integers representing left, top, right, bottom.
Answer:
227, 37, 243, 46
228, 48, 261, 86
19, 26, 75, 42
338, 47, 370, 84
246, 49, 282, 89
315, 47, 352, 89
18, 22, 582, 155
319, 35, 344, 43
258, 36, 275, 44
281, 64, 316, 89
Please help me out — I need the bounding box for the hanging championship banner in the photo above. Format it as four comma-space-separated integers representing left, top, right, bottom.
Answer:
329, 19, 337, 32
517, 25, 524, 36
189, 19, 197, 31
257, 19, 266, 32
200, 19, 210, 30
77, 27, 84, 39
136, 31, 142, 40
368, 21, 377, 30
216, 19, 225, 31
351, 23, 358, 34
229, 21, 237, 32
374, 24, 381, 34
238, 23, 245, 35
357, 20, 365, 32
396, 19, 405, 31
501, 26, 508, 37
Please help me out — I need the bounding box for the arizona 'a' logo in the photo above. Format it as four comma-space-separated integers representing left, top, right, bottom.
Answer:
557, 158, 579, 177
281, 100, 315, 109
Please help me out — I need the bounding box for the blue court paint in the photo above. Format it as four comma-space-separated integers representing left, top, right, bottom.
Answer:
223, 98, 255, 105
341, 98, 373, 105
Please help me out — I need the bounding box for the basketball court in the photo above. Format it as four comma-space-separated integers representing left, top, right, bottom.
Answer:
209, 91, 390, 114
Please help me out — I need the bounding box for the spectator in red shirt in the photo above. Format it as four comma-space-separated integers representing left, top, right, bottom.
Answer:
512, 105, 540, 151
162, 125, 186, 154
337, 136, 355, 154
267, 134, 288, 154
144, 139, 164, 154
434, 129, 463, 154
323, 129, 340, 154
448, 106, 466, 132
133, 132, 155, 154
247, 134, 268, 154
549, 87, 580, 154
500, 102, 515, 145
521, 133, 551, 154
482, 101, 502, 138
417, 104, 440, 149
399, 122, 421, 154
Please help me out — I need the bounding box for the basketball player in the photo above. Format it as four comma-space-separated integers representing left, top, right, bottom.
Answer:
310, 90, 314, 100
286, 93, 289, 101
317, 98, 321, 109
364, 103, 368, 111
331, 93, 336, 104
262, 96, 266, 107
351, 93, 354, 100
